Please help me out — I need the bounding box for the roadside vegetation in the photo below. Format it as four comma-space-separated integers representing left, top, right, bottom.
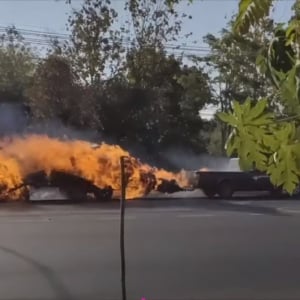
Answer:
218, 0, 300, 194
1, 0, 298, 190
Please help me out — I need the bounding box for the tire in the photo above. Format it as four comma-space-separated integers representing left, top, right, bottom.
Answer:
270, 188, 283, 198
292, 186, 300, 197
23, 187, 30, 202
94, 187, 113, 201
202, 188, 216, 199
20, 187, 30, 202
218, 181, 233, 199
63, 188, 87, 201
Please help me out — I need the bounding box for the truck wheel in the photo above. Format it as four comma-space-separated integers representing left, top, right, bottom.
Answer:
21, 187, 30, 202
202, 189, 216, 199
63, 188, 87, 201
293, 186, 300, 197
94, 187, 113, 201
270, 188, 283, 198
218, 181, 233, 199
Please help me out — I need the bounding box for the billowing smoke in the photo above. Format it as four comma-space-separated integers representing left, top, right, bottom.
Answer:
160, 148, 232, 171
0, 102, 103, 142
25, 119, 102, 143
0, 103, 28, 136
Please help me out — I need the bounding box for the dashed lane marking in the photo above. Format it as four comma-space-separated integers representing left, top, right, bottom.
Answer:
0, 215, 138, 223
278, 209, 300, 214
226, 201, 253, 205
248, 213, 264, 216
178, 212, 267, 218
177, 214, 216, 218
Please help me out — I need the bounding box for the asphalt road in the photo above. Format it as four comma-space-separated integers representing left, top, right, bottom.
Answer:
0, 198, 300, 300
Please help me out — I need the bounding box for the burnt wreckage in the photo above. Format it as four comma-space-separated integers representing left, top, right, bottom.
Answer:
1, 169, 185, 201
25, 170, 114, 201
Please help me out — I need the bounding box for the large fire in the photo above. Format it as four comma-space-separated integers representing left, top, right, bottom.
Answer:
0, 135, 189, 200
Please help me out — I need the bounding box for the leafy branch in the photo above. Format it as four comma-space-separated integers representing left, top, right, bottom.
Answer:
218, 99, 300, 194
233, 0, 273, 34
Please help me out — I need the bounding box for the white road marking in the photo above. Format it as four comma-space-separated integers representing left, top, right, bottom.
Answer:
57, 215, 137, 221
248, 213, 263, 216
0, 209, 120, 217
143, 208, 193, 213
178, 214, 215, 218
0, 215, 138, 223
94, 215, 137, 221
0, 217, 53, 223
278, 209, 300, 214
227, 201, 253, 205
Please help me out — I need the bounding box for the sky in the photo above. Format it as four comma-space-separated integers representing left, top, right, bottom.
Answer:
0, 0, 295, 118
0, 0, 293, 49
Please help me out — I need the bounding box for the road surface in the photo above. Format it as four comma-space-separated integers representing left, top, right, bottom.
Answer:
0, 198, 299, 300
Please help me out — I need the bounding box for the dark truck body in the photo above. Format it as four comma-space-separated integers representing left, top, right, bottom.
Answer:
195, 169, 277, 198
24, 170, 113, 201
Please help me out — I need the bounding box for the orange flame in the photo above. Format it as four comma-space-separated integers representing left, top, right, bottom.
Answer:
0, 135, 189, 200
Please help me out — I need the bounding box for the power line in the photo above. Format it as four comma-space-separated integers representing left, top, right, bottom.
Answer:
0, 26, 212, 53
0, 25, 268, 59
0, 26, 211, 49
0, 0, 296, 1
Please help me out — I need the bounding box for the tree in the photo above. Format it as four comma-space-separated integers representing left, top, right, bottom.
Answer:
201, 17, 278, 152
100, 51, 212, 164
204, 18, 276, 104
233, 0, 274, 34
173, 64, 213, 150
125, 0, 191, 49
0, 26, 35, 103
26, 55, 101, 130
206, 125, 224, 156
218, 0, 300, 193
55, 0, 212, 160
123, 0, 192, 87
98, 0, 211, 158
64, 0, 123, 84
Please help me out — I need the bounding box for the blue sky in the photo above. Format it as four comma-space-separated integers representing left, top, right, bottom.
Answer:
0, 0, 294, 50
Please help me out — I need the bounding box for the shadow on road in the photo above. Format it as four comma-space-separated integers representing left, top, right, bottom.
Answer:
0, 246, 73, 300
0, 192, 295, 217
197, 199, 289, 216
125, 198, 290, 217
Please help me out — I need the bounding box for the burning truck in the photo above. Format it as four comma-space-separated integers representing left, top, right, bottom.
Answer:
0, 135, 191, 202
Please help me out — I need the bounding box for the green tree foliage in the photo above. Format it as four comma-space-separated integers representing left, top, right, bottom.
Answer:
200, 18, 278, 155
0, 27, 35, 103
205, 123, 224, 156
123, 0, 192, 88
27, 55, 78, 122
0, 1, 214, 164
27, 55, 101, 129
65, 0, 123, 84
203, 18, 276, 105
123, 0, 192, 87
98, 0, 210, 156
233, 0, 274, 34
218, 99, 300, 193
125, 0, 191, 48
103, 51, 212, 154
218, 0, 300, 194
175, 64, 212, 150
60, 0, 212, 158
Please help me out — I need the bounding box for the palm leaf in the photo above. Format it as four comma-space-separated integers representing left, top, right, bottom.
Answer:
234, 0, 273, 34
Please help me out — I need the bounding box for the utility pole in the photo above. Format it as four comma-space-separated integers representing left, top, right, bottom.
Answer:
120, 156, 128, 300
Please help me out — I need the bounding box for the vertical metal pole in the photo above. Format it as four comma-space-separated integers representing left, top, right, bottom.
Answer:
120, 156, 127, 300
